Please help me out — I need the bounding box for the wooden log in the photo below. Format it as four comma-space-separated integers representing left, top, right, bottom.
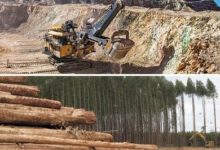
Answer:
0, 143, 89, 150
0, 91, 62, 109
0, 103, 96, 126
0, 144, 153, 150
0, 77, 27, 84
0, 83, 40, 97
0, 134, 158, 150
0, 126, 113, 142
67, 128, 113, 142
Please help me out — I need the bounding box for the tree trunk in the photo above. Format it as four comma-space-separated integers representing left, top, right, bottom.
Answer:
0, 134, 158, 149
202, 98, 206, 134
0, 77, 27, 84
0, 126, 113, 142
181, 94, 186, 146
0, 103, 96, 127
213, 98, 217, 147
0, 83, 40, 97
0, 91, 62, 109
192, 94, 196, 147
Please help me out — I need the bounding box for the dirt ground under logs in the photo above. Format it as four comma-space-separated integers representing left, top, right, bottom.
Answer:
0, 3, 220, 74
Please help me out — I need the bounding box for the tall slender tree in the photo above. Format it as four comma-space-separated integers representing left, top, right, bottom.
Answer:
196, 80, 208, 134
175, 80, 186, 146
185, 78, 196, 146
206, 79, 218, 147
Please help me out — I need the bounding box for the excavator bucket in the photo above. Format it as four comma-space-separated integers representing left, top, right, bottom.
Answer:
106, 30, 134, 60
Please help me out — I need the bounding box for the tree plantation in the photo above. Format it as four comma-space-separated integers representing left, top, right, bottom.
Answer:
26, 76, 219, 147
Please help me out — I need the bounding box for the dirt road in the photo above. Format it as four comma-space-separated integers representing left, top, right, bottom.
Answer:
0, 32, 57, 74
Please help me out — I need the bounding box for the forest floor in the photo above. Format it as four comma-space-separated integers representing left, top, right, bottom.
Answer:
0, 3, 220, 74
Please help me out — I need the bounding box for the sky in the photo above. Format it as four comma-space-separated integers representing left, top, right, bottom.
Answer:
166, 75, 220, 132
214, 0, 220, 7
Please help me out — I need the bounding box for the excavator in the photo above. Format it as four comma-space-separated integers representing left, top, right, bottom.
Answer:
189, 132, 215, 148
43, 0, 134, 71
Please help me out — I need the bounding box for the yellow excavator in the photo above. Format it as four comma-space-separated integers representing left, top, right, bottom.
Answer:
189, 132, 215, 148
43, 0, 134, 71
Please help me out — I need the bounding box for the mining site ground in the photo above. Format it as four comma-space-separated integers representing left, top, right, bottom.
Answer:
0, 3, 220, 74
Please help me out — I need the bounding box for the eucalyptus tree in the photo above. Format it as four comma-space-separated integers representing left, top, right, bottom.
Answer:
185, 78, 196, 146
175, 80, 186, 146
196, 80, 208, 134
166, 81, 177, 146
206, 79, 218, 146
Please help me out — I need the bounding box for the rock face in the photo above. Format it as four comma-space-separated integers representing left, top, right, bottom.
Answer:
2, 0, 220, 11
54, 0, 220, 11
185, 0, 220, 11
0, 4, 29, 30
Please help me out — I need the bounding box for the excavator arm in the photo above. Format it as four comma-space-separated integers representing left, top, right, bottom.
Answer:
75, 0, 126, 49
189, 132, 207, 143
88, 0, 125, 36
78, 0, 125, 47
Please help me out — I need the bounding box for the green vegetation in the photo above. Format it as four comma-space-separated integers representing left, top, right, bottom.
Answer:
181, 27, 191, 54
27, 76, 219, 147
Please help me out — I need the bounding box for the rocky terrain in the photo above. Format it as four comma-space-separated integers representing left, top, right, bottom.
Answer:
2, 0, 220, 11
0, 1, 220, 74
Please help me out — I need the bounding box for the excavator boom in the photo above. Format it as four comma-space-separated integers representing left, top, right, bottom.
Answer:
88, 0, 125, 36
82, 0, 125, 47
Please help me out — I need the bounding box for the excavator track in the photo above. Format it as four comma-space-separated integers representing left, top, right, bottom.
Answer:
56, 60, 93, 73
48, 55, 94, 73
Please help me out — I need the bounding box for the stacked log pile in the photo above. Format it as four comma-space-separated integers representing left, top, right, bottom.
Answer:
0, 77, 158, 150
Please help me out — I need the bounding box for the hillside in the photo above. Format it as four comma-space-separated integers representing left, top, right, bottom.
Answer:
0, 1, 219, 74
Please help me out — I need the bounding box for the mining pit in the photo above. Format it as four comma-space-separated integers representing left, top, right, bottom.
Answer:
0, 2, 220, 74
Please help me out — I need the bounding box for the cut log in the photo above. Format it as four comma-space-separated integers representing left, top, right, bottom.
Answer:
0, 144, 89, 150
0, 134, 158, 150
0, 91, 62, 109
66, 128, 113, 142
0, 77, 27, 84
0, 126, 113, 142
0, 103, 96, 126
0, 83, 40, 97
0, 144, 152, 150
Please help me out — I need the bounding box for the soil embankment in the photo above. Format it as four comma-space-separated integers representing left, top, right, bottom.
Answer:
0, 3, 220, 74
